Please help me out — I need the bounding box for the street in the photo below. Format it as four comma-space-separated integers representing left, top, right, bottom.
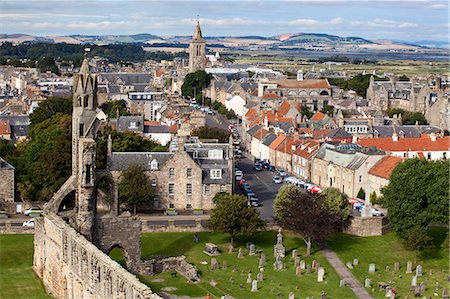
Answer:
235, 157, 282, 221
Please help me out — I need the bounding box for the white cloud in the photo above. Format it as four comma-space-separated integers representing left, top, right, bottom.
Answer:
429, 3, 446, 9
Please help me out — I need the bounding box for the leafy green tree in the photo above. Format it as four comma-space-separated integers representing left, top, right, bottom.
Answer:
382, 159, 449, 247
322, 187, 352, 222
181, 70, 213, 98
273, 184, 301, 216
17, 113, 72, 202
320, 105, 335, 116
385, 108, 428, 125
37, 56, 60, 75
328, 74, 387, 97
209, 193, 265, 244
118, 165, 154, 214
274, 190, 339, 256
30, 96, 72, 127
300, 105, 313, 118
370, 191, 380, 205
99, 100, 130, 118
398, 75, 409, 81
0, 139, 15, 158
192, 126, 230, 143
357, 187, 365, 200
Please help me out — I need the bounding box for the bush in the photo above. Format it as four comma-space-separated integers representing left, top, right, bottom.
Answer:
404, 227, 433, 251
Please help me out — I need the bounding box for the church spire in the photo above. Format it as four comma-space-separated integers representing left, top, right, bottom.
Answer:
193, 19, 203, 40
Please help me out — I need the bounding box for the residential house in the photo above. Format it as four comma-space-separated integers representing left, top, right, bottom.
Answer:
260, 133, 278, 162
0, 120, 11, 140
143, 123, 173, 146
225, 94, 246, 117
368, 156, 403, 196
250, 127, 270, 159
292, 140, 320, 181
274, 136, 302, 173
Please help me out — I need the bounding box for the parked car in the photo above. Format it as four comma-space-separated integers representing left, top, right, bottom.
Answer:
248, 197, 260, 207
277, 170, 287, 177
372, 208, 384, 217
22, 218, 35, 227
235, 173, 243, 181
272, 176, 283, 184
24, 207, 42, 216
268, 165, 276, 171
284, 176, 297, 184
254, 164, 263, 171
246, 190, 256, 198
310, 186, 322, 194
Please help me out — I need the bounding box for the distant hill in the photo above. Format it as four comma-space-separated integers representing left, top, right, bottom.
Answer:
1, 32, 446, 50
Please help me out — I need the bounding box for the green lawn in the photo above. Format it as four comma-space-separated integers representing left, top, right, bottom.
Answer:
125, 232, 357, 299
0, 234, 52, 299
327, 228, 449, 299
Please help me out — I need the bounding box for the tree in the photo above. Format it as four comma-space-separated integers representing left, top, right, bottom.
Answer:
300, 105, 313, 118
357, 187, 365, 200
370, 191, 380, 205
320, 105, 335, 116
29, 96, 72, 127
322, 187, 352, 222
192, 126, 230, 143
181, 70, 213, 98
385, 108, 428, 125
99, 100, 130, 118
209, 193, 265, 245
398, 75, 409, 81
382, 159, 449, 245
273, 188, 341, 255
118, 165, 154, 214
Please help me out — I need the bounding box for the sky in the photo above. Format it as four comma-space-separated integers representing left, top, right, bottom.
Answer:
0, 0, 448, 42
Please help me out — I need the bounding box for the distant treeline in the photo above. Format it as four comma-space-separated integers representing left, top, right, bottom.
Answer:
308, 55, 378, 65
0, 42, 188, 68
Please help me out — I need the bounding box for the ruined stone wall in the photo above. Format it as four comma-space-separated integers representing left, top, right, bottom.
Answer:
344, 216, 390, 237
34, 214, 162, 299
0, 166, 14, 203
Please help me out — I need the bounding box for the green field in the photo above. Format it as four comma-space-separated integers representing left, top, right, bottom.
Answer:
0, 234, 52, 299
327, 228, 449, 299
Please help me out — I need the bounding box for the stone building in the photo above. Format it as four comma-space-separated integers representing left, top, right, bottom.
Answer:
368, 155, 403, 196
108, 140, 234, 211
0, 156, 14, 205
311, 143, 385, 198
188, 21, 206, 73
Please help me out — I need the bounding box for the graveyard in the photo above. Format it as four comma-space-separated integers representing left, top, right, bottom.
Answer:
327, 228, 449, 299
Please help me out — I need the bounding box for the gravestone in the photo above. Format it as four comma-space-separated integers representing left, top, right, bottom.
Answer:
273, 255, 283, 271
257, 272, 264, 281
406, 260, 413, 274
291, 249, 298, 260
210, 258, 219, 270
289, 292, 295, 299
353, 258, 359, 265
316, 262, 320, 271
442, 288, 449, 299
306, 264, 311, 274
317, 267, 325, 282
419, 282, 425, 292
274, 228, 286, 258
246, 272, 252, 283
394, 262, 399, 271
346, 262, 354, 269
295, 266, 302, 276
300, 260, 306, 270
228, 244, 234, 253
416, 265, 422, 277
237, 248, 243, 258
294, 256, 300, 267
249, 244, 256, 256
385, 287, 392, 297
258, 257, 265, 268
232, 265, 237, 272
411, 275, 417, 287
320, 291, 327, 299
246, 242, 252, 249
429, 269, 432, 275
251, 280, 258, 292
436, 282, 440, 290
385, 266, 390, 272
364, 278, 371, 288
312, 260, 317, 269
223, 261, 227, 269
339, 279, 345, 287
368, 263, 376, 273
203, 243, 220, 256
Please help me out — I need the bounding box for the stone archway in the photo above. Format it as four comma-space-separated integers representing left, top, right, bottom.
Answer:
108, 245, 129, 269
95, 171, 118, 216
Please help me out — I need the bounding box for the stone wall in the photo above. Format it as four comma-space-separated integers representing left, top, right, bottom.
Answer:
34, 214, 162, 299
344, 216, 390, 237
0, 160, 14, 204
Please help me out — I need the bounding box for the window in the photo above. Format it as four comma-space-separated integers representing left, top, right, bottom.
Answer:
150, 159, 158, 170
359, 175, 362, 183
169, 168, 175, 178
153, 196, 159, 208
208, 149, 223, 159
186, 203, 192, 209
186, 183, 192, 195
129, 121, 137, 129
427, 153, 431, 160
444, 152, 447, 160
168, 183, 174, 195
187, 168, 192, 178
204, 184, 211, 194
79, 123, 84, 136
151, 178, 157, 187
210, 169, 222, 179
169, 203, 174, 209
85, 164, 91, 184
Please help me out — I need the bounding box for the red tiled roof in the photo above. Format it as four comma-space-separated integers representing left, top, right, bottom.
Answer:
144, 121, 159, 126
169, 124, 178, 134
276, 137, 302, 154
293, 140, 320, 159
274, 78, 330, 89
357, 136, 450, 151
262, 93, 281, 99
310, 111, 325, 121
277, 102, 291, 116
312, 129, 332, 140
270, 135, 286, 150
253, 128, 270, 140
368, 156, 403, 179
245, 108, 258, 121
0, 120, 11, 136
155, 69, 166, 77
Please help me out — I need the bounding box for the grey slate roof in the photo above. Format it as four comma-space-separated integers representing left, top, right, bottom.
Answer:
109, 152, 173, 171
372, 125, 420, 138
246, 124, 261, 137
0, 156, 14, 169
117, 116, 144, 133
326, 128, 352, 139
144, 125, 170, 134
262, 133, 278, 146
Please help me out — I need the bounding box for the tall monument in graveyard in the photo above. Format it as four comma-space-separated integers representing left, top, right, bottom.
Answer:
188, 19, 206, 72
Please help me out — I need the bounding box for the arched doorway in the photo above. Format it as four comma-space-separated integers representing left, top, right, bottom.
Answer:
108, 245, 127, 269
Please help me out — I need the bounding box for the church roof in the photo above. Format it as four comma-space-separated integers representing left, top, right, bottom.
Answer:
193, 20, 204, 41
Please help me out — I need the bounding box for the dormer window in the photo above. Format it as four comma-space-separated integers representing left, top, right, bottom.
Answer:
208, 149, 223, 159
129, 121, 138, 129
150, 159, 158, 170
210, 169, 222, 179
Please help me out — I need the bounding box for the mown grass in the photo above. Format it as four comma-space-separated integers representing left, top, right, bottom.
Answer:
0, 234, 52, 299
327, 228, 449, 299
